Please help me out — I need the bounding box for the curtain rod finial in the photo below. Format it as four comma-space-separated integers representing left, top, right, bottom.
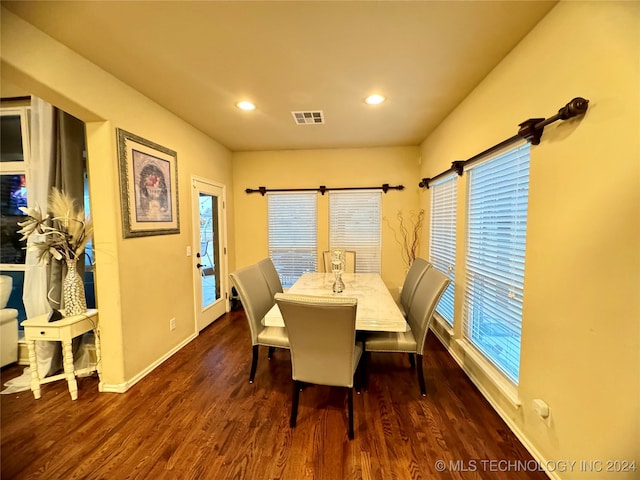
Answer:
559, 97, 589, 119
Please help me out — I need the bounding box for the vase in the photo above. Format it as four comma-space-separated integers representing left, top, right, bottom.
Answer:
333, 271, 345, 294
63, 258, 87, 316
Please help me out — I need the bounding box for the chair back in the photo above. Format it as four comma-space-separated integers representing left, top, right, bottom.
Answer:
230, 264, 273, 344
257, 257, 283, 299
275, 293, 358, 387
407, 267, 450, 353
400, 258, 431, 313
322, 250, 356, 273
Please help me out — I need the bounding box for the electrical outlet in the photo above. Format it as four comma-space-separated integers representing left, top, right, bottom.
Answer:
533, 399, 551, 426
169, 318, 176, 331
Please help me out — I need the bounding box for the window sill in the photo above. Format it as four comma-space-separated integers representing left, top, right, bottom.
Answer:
433, 311, 454, 336
454, 338, 521, 408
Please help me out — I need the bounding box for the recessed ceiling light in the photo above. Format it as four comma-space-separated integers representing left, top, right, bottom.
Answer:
236, 101, 256, 111
365, 94, 386, 105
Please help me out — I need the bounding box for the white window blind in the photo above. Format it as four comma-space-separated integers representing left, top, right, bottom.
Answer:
268, 192, 317, 288
329, 191, 381, 273
463, 143, 530, 385
429, 174, 457, 326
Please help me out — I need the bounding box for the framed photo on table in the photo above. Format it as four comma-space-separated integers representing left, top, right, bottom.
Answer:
116, 128, 179, 238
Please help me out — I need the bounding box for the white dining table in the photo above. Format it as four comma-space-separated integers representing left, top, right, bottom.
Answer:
264, 272, 409, 333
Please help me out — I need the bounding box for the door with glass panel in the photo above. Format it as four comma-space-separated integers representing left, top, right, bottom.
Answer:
191, 178, 227, 331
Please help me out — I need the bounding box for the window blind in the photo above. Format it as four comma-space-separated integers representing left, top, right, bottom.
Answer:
268, 192, 317, 288
329, 191, 381, 273
429, 174, 457, 326
463, 143, 530, 385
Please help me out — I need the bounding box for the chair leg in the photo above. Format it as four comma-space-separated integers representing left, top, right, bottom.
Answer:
249, 345, 259, 383
358, 353, 367, 392
267, 346, 275, 359
347, 387, 354, 439
416, 354, 427, 396
408, 353, 416, 368
290, 380, 300, 428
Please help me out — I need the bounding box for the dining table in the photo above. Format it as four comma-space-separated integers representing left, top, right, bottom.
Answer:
264, 272, 409, 332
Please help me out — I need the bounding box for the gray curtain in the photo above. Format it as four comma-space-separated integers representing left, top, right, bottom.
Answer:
44, 108, 87, 376
46, 109, 87, 311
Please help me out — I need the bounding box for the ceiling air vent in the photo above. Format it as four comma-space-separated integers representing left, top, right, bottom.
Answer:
291, 110, 324, 125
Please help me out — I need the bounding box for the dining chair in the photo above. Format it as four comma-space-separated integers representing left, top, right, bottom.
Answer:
257, 257, 284, 299
322, 250, 356, 273
274, 292, 361, 439
229, 264, 289, 383
398, 257, 432, 318
364, 267, 450, 396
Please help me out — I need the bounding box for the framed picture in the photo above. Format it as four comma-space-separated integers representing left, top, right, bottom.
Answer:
116, 129, 179, 238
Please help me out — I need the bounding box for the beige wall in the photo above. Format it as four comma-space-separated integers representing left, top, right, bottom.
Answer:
3, 3, 639, 475
1, 8, 234, 388
232, 147, 421, 294
420, 2, 639, 478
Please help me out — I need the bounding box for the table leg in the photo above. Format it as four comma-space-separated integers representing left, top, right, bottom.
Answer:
93, 328, 103, 392
62, 340, 78, 400
26, 339, 41, 399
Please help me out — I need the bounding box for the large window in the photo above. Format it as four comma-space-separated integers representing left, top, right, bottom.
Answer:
268, 192, 317, 288
329, 191, 381, 273
463, 143, 530, 384
1, 108, 30, 264
429, 174, 457, 326
0, 106, 31, 321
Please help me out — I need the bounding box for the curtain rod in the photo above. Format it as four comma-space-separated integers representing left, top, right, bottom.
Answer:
245, 184, 405, 196
418, 96, 589, 188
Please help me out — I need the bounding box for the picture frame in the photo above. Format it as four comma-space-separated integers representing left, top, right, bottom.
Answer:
116, 128, 179, 238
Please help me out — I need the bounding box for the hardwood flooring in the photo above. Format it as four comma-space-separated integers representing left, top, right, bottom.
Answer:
1, 310, 548, 480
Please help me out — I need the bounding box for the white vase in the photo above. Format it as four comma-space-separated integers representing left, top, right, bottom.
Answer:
63, 258, 87, 316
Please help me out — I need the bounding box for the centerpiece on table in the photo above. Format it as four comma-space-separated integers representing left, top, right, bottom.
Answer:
331, 249, 345, 293
17, 188, 93, 316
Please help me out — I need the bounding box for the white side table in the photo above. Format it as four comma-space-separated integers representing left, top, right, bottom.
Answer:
21, 309, 101, 400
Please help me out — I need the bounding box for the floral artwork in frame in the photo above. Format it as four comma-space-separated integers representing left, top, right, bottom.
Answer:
116, 128, 179, 238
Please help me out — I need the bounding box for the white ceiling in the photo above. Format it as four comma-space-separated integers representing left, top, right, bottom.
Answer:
3, 1, 557, 152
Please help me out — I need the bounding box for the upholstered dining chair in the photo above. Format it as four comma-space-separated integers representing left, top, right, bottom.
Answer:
398, 257, 432, 318
275, 293, 361, 439
229, 264, 289, 383
257, 257, 284, 299
322, 250, 356, 273
364, 267, 450, 396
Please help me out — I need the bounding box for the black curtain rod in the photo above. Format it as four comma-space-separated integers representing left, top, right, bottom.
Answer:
419, 97, 589, 188
245, 184, 404, 196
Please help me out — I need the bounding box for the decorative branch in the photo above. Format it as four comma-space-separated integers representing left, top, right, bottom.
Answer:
383, 209, 425, 269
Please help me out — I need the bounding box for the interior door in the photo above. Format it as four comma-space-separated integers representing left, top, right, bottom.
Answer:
191, 177, 227, 331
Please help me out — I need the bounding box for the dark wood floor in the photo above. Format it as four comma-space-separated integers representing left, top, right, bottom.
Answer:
1, 310, 548, 480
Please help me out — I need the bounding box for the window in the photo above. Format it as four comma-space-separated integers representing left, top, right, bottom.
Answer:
268, 192, 317, 288
429, 174, 457, 325
0, 106, 31, 321
463, 143, 530, 385
1, 107, 30, 264
329, 191, 381, 273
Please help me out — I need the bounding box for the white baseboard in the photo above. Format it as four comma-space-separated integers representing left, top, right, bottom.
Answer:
99, 332, 198, 394
429, 323, 557, 480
